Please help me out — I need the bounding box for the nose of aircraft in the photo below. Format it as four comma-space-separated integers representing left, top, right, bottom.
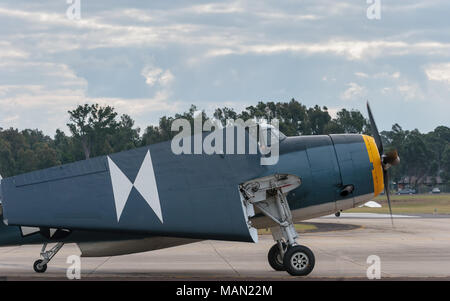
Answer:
362, 134, 384, 197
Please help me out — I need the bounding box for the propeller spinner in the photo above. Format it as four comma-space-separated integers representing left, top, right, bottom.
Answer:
367, 102, 400, 226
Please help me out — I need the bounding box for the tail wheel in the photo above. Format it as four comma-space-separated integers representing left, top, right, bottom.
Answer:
283, 245, 315, 276
267, 243, 286, 271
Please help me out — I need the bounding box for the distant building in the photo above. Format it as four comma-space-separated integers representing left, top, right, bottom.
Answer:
397, 175, 446, 192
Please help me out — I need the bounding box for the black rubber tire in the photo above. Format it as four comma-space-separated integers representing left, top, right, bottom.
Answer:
283, 245, 315, 276
268, 243, 286, 271
33, 259, 47, 273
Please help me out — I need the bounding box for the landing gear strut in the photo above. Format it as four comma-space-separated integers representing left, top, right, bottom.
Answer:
33, 242, 64, 273
240, 174, 315, 276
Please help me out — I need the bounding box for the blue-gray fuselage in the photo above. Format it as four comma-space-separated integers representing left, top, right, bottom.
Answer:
0, 133, 382, 248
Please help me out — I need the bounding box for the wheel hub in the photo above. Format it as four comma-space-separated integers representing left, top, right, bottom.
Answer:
290, 252, 309, 270
276, 253, 283, 264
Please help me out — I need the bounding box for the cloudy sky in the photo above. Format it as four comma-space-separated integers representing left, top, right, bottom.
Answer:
0, 0, 449, 135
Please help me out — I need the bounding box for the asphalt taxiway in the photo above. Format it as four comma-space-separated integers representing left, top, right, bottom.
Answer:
1, 214, 450, 280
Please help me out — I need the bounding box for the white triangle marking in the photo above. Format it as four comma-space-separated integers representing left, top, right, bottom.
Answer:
134, 151, 163, 223
49, 228, 57, 237
107, 156, 133, 222
21, 226, 40, 236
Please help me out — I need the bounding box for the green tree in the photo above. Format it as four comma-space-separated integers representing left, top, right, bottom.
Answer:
110, 114, 140, 152
213, 107, 238, 126
235, 99, 309, 136
424, 126, 450, 178
1, 100, 448, 186
67, 104, 119, 159
142, 105, 208, 146
304, 105, 331, 135
54, 129, 81, 164
33, 142, 61, 170
0, 128, 59, 175
442, 144, 450, 182
0, 136, 14, 177
325, 109, 370, 134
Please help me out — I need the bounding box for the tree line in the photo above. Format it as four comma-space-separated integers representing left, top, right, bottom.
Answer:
0, 99, 448, 186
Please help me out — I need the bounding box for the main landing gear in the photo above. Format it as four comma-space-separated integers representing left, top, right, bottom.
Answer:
240, 174, 315, 276
263, 188, 315, 276
267, 242, 315, 276
33, 242, 64, 273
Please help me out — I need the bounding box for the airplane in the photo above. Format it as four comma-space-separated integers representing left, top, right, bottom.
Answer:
0, 103, 399, 276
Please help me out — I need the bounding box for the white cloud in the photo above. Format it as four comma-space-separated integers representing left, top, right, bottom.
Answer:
376, 75, 423, 101
141, 67, 163, 86
188, 2, 244, 14
0, 60, 179, 133
0, 6, 202, 52
373, 72, 401, 79
327, 107, 339, 119
354, 71, 401, 79
355, 72, 369, 78
159, 70, 175, 86
121, 9, 154, 22
392, 72, 401, 79
141, 66, 175, 87
2, 5, 450, 63
340, 82, 366, 100
0, 1, 448, 134
425, 63, 450, 83
0, 85, 45, 97
0, 41, 28, 59
205, 40, 450, 61
0, 61, 88, 92
322, 76, 336, 82
0, 86, 180, 134
381, 87, 392, 94
386, 1, 441, 12
397, 84, 421, 100
1, 114, 19, 123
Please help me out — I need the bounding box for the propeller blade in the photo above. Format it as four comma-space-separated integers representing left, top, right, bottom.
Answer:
366, 102, 384, 156
384, 169, 394, 227
366, 102, 398, 228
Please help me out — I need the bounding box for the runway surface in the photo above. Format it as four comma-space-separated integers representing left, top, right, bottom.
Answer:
1, 215, 450, 280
